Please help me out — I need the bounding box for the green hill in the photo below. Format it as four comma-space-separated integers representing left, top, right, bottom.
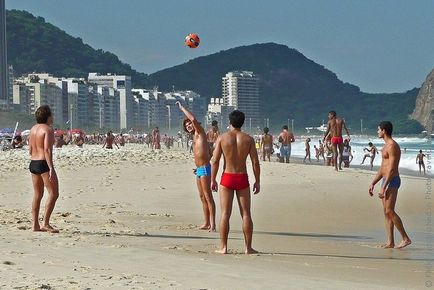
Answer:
6, 10, 423, 134
145, 43, 422, 134
6, 9, 148, 87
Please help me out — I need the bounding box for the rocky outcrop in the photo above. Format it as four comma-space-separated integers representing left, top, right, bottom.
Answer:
411, 69, 434, 134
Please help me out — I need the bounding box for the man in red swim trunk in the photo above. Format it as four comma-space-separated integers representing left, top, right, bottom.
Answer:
211, 110, 260, 254
323, 110, 350, 171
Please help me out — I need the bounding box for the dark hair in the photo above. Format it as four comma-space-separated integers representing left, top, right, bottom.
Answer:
329, 110, 336, 117
282, 125, 288, 130
229, 110, 245, 128
420, 150, 423, 153
35, 105, 52, 124
378, 121, 393, 136
183, 118, 193, 133
368, 142, 373, 146
263, 127, 269, 134
211, 120, 218, 126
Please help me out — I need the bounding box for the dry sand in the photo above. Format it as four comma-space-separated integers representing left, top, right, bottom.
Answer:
0, 144, 432, 289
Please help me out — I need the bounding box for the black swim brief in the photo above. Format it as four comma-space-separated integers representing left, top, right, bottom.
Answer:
29, 160, 50, 175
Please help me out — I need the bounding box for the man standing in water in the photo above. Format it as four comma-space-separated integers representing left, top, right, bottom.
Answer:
211, 110, 260, 254
323, 110, 350, 171
28, 105, 59, 233
176, 101, 216, 231
368, 121, 411, 249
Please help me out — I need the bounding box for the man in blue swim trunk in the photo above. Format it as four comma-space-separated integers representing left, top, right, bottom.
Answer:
368, 121, 411, 249
177, 101, 216, 231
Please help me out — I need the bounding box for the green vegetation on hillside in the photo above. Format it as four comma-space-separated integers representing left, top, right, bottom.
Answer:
6, 10, 424, 134
6, 10, 148, 87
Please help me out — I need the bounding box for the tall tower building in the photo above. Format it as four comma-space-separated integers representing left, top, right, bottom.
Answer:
222, 71, 259, 128
0, 0, 8, 110
88, 73, 132, 130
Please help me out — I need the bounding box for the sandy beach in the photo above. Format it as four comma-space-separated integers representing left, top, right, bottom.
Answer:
0, 144, 432, 289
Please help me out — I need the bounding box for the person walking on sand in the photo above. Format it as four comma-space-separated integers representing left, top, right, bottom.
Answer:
260, 127, 273, 162
303, 138, 311, 163
28, 105, 59, 233
368, 121, 411, 249
416, 150, 426, 176
152, 127, 161, 150
176, 101, 216, 232
277, 125, 295, 163
323, 110, 350, 171
211, 110, 260, 254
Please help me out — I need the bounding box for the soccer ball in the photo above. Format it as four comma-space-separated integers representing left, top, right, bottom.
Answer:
185, 33, 200, 48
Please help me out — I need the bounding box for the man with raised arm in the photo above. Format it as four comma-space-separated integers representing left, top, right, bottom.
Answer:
176, 101, 216, 231
323, 110, 350, 171
28, 105, 59, 233
211, 110, 260, 254
368, 121, 411, 249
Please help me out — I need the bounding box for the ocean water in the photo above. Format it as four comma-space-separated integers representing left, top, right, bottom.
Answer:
275, 135, 433, 172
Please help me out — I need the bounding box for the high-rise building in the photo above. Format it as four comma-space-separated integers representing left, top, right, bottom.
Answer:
88, 73, 132, 130
222, 71, 260, 128
206, 97, 235, 130
0, 0, 8, 110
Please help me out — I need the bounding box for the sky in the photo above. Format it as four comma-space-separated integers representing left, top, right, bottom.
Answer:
6, 0, 434, 93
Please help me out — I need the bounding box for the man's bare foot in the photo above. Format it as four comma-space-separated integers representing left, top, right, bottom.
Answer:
379, 243, 395, 248
245, 248, 258, 254
209, 227, 217, 233
396, 239, 412, 249
41, 225, 59, 233
32, 225, 44, 232
199, 224, 211, 230
215, 248, 227, 254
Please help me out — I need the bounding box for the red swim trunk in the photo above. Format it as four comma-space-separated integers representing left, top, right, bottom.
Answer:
331, 136, 343, 145
220, 172, 249, 191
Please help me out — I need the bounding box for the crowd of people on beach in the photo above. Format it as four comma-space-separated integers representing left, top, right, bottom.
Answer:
6, 103, 425, 253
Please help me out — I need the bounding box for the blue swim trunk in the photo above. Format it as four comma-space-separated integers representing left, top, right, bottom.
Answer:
196, 164, 211, 178
381, 175, 401, 189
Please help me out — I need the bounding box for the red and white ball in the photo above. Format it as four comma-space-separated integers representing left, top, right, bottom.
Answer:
185, 33, 200, 48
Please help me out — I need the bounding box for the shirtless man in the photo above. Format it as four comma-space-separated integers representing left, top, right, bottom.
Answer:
368, 121, 411, 249
206, 120, 219, 156
211, 110, 260, 254
416, 150, 426, 176
177, 101, 216, 231
102, 131, 119, 149
260, 127, 273, 162
28, 105, 59, 233
361, 142, 378, 170
303, 138, 311, 163
323, 110, 350, 171
152, 127, 161, 150
277, 125, 295, 163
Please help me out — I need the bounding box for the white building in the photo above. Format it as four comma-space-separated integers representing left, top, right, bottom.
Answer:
206, 97, 235, 130
88, 73, 132, 130
222, 71, 260, 128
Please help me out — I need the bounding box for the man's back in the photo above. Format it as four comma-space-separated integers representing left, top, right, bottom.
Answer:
29, 124, 52, 160
220, 130, 253, 173
328, 117, 344, 137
